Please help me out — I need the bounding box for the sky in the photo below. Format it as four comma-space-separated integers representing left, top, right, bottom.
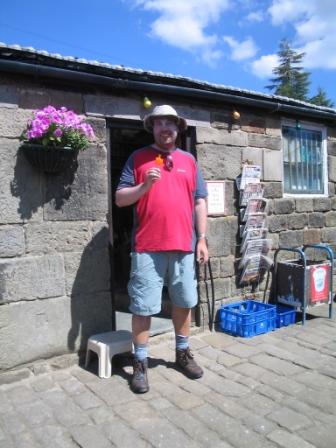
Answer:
0, 0, 335, 106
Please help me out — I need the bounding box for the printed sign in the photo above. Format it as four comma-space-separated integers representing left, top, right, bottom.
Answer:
310, 265, 329, 303
240, 183, 264, 207
206, 181, 225, 215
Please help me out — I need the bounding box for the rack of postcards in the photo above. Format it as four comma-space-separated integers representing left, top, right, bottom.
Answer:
238, 164, 272, 285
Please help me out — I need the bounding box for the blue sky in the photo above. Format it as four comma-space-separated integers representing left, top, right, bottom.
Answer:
1, 0, 335, 105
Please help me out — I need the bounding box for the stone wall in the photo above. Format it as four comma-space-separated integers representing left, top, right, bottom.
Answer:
196, 110, 336, 320
0, 77, 111, 370
1, 72, 336, 369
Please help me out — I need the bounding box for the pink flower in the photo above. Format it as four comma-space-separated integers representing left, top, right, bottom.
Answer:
53, 128, 63, 138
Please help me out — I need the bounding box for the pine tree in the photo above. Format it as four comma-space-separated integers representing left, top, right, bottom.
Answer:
267, 39, 310, 101
309, 87, 334, 108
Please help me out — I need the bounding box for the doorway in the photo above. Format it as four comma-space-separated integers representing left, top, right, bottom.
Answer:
109, 119, 196, 320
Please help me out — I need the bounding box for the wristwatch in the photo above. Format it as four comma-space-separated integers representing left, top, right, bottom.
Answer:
197, 233, 206, 240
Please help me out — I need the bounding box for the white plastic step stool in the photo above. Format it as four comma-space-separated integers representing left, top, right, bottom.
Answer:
85, 330, 132, 378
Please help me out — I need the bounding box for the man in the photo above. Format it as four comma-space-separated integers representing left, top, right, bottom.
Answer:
115, 105, 208, 393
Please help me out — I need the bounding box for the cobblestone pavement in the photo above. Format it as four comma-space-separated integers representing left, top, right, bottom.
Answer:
1, 307, 336, 447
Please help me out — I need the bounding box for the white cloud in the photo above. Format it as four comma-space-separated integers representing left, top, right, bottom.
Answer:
245, 11, 264, 23
251, 54, 279, 79
132, 0, 231, 64
267, 0, 336, 70
223, 36, 258, 60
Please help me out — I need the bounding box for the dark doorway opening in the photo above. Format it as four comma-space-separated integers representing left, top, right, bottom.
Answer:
109, 119, 196, 323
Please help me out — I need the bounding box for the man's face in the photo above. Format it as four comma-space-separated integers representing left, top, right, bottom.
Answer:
152, 117, 178, 150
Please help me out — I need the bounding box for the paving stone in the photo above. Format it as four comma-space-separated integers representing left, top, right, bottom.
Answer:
0, 411, 28, 436
298, 422, 336, 448
101, 417, 152, 448
149, 397, 173, 410
87, 406, 115, 425
249, 353, 305, 376
58, 377, 88, 396
165, 407, 229, 446
268, 407, 311, 431
10, 431, 42, 448
33, 424, 78, 448
259, 371, 307, 396
216, 351, 242, 367
69, 424, 112, 448
15, 400, 55, 427
73, 390, 105, 410
232, 361, 269, 379
236, 391, 279, 416
192, 403, 275, 448
200, 333, 235, 349
199, 369, 250, 397
267, 429, 315, 448
30, 376, 56, 393
282, 396, 334, 425
86, 378, 136, 406
222, 342, 262, 358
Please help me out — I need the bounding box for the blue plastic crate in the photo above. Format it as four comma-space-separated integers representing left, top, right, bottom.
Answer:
275, 305, 296, 328
219, 300, 276, 338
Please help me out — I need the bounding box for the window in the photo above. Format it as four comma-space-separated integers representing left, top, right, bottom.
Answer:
282, 121, 327, 195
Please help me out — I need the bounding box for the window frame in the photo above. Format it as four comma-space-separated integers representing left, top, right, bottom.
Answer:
281, 118, 328, 198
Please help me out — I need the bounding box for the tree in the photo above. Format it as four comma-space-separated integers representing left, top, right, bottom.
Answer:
309, 87, 334, 108
267, 38, 310, 101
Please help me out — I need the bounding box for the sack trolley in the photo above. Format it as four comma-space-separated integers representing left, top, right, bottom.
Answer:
274, 244, 334, 325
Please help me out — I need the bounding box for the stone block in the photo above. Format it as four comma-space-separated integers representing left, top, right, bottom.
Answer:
64, 248, 110, 295
241, 113, 265, 134
207, 217, 237, 257
248, 133, 281, 150
85, 94, 142, 119
0, 84, 19, 107
86, 117, 106, 143
313, 197, 331, 212
279, 230, 303, 248
18, 88, 50, 110
0, 107, 32, 138
25, 222, 91, 254
327, 139, 336, 156
220, 255, 235, 277
296, 198, 314, 212
288, 213, 308, 230
43, 145, 108, 221
308, 212, 325, 228
303, 229, 321, 245
0, 225, 25, 257
274, 198, 295, 214
199, 277, 231, 302
196, 127, 248, 146
269, 232, 279, 249
0, 138, 43, 224
328, 155, 336, 182
198, 257, 220, 279
242, 146, 263, 166
328, 182, 335, 196
322, 227, 336, 244
48, 89, 84, 113
331, 197, 336, 210
263, 149, 283, 181
197, 143, 242, 180
224, 180, 237, 216
0, 293, 111, 370
263, 182, 283, 198
210, 110, 239, 130
265, 117, 281, 137
0, 254, 65, 303
325, 211, 336, 227
267, 215, 288, 232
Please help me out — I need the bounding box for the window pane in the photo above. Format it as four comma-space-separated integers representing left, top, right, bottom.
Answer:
282, 125, 324, 194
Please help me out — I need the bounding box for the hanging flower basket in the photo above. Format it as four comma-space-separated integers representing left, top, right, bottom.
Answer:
20, 105, 95, 174
21, 144, 79, 173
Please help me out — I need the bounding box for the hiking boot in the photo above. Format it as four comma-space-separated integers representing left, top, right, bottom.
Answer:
176, 348, 203, 379
131, 358, 149, 394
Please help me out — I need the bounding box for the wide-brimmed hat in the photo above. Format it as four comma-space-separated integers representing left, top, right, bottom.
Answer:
143, 105, 188, 133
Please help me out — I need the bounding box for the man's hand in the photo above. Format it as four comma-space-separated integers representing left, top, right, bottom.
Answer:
144, 167, 161, 189
196, 238, 209, 265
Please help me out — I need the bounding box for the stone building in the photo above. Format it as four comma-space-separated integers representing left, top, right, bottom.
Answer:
1, 43, 336, 371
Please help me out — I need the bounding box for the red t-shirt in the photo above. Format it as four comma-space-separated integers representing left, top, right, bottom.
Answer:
117, 146, 207, 252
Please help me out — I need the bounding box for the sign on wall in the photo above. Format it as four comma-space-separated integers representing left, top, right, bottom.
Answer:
206, 181, 225, 216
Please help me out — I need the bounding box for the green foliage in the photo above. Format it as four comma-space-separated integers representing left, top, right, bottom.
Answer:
309, 87, 334, 108
267, 39, 310, 101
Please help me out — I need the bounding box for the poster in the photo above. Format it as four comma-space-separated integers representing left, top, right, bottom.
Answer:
206, 181, 225, 215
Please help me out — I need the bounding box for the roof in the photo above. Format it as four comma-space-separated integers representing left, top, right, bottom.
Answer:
1, 42, 336, 119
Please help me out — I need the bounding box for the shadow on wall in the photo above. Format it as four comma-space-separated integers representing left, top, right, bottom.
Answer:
10, 147, 78, 219
67, 226, 112, 354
